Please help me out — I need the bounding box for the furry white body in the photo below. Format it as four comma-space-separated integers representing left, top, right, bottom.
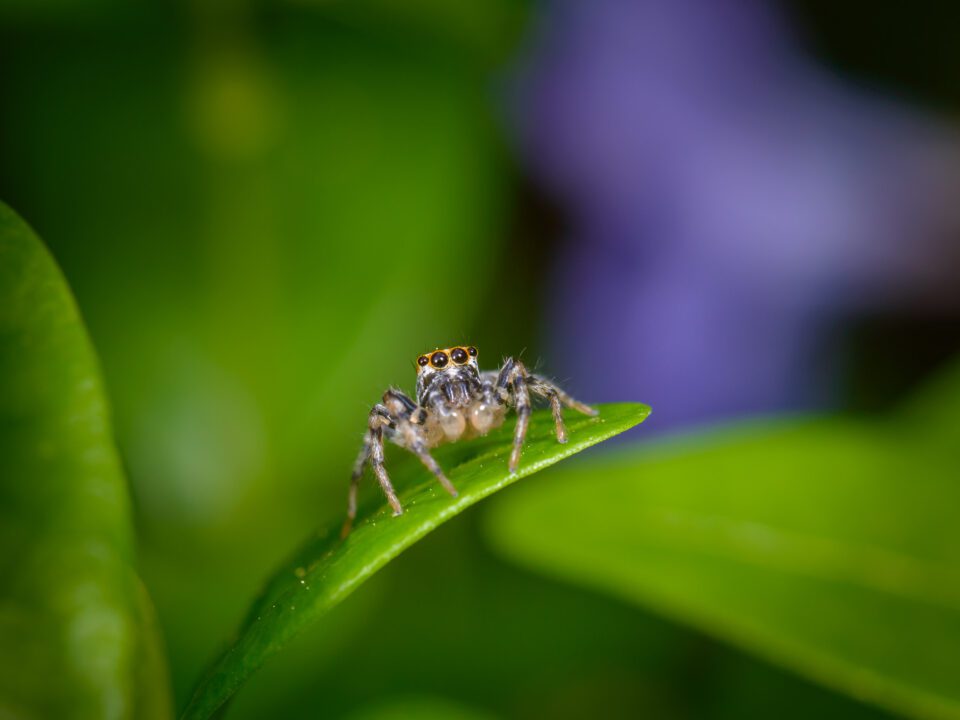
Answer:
420, 380, 508, 446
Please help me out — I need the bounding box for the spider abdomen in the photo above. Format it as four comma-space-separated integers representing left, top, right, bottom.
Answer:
420, 400, 506, 448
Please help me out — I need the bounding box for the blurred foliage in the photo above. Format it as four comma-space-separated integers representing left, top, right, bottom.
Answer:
0, 0, 531, 705
0, 203, 171, 719
486, 362, 960, 720
1, 1, 953, 719
184, 403, 649, 719
344, 695, 496, 720
224, 512, 899, 720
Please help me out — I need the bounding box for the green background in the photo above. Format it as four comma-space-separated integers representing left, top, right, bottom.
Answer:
2, 1, 958, 718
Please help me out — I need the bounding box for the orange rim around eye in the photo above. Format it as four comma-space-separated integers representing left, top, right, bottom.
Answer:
450, 347, 469, 364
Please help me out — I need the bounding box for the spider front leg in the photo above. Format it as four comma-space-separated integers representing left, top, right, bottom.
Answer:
341, 388, 456, 538
497, 358, 531, 473
383, 389, 458, 499
341, 402, 402, 538
498, 357, 597, 474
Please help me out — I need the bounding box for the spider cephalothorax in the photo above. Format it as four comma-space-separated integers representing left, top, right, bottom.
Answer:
341, 345, 597, 536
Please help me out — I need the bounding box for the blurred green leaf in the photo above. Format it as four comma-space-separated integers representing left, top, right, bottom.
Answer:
0, 202, 172, 719
899, 359, 960, 448
485, 385, 960, 720
181, 402, 650, 719
0, 15, 519, 701
344, 694, 497, 720
299, 0, 530, 68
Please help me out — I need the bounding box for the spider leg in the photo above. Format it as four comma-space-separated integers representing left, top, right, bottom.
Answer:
383, 389, 458, 498
498, 358, 532, 474
549, 392, 568, 444
409, 437, 458, 497
496, 358, 598, 473
528, 373, 598, 444
529, 374, 598, 416
342, 388, 456, 537
343, 444, 369, 535
341, 402, 402, 538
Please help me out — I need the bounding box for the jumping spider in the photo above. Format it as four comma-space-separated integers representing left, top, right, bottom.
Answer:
342, 345, 597, 536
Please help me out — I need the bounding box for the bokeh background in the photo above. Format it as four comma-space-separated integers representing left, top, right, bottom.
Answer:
2, 0, 959, 718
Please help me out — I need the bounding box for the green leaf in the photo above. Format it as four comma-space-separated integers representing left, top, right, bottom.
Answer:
0, 202, 172, 720
344, 695, 498, 720
181, 402, 650, 719
485, 398, 960, 720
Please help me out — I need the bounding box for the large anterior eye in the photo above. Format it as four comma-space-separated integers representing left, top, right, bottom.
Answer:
430, 351, 449, 368
450, 347, 468, 364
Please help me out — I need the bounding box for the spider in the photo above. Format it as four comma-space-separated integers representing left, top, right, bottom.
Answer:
341, 345, 597, 536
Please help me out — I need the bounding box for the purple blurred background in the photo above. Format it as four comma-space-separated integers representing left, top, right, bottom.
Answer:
513, 0, 960, 431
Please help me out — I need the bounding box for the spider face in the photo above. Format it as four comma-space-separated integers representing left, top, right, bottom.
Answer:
416, 345, 478, 373
414, 346, 482, 417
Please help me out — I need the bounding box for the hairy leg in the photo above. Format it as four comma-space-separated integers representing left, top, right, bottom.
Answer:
529, 374, 597, 416
342, 388, 456, 537
496, 359, 598, 473
383, 388, 457, 496
528, 373, 598, 443
341, 402, 401, 537
498, 358, 532, 473
408, 436, 458, 496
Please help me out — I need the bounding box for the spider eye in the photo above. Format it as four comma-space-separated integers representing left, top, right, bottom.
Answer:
450, 347, 468, 364
430, 351, 449, 369
467, 346, 478, 357
417, 355, 429, 367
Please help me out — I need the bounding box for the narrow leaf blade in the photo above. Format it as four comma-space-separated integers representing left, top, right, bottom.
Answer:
182, 402, 650, 720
